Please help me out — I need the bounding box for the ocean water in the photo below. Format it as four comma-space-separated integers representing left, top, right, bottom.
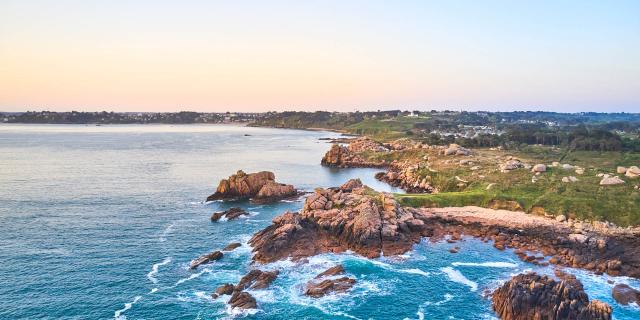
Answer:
0, 124, 638, 320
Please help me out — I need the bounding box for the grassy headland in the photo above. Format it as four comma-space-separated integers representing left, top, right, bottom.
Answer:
253, 111, 640, 226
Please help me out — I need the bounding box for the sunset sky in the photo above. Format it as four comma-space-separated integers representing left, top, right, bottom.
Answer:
1, 0, 639, 112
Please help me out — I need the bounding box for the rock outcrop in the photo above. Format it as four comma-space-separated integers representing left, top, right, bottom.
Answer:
492, 272, 612, 320
375, 162, 437, 194
206, 170, 297, 203
253, 181, 297, 203
419, 206, 640, 278
612, 283, 640, 305
321, 144, 386, 168
211, 207, 249, 222
442, 144, 472, 156
228, 291, 257, 309
249, 180, 424, 263
190, 250, 223, 269
218, 269, 279, 310
236, 269, 279, 290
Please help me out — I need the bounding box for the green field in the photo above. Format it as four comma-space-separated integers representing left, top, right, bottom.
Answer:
360, 147, 640, 226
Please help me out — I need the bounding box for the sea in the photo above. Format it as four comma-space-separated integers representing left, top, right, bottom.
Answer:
1, 124, 639, 320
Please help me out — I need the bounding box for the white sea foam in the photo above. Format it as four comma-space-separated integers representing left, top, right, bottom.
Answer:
441, 267, 478, 291
159, 224, 174, 242
451, 261, 517, 268
114, 295, 142, 320
194, 291, 212, 301
399, 268, 431, 277
147, 257, 171, 284
224, 305, 260, 318
149, 288, 158, 294
173, 268, 212, 287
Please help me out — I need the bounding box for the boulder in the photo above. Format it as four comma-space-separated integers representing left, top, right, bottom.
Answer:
315, 265, 345, 279
612, 283, 640, 305
443, 144, 471, 156
626, 166, 640, 178
562, 163, 574, 170
600, 176, 625, 186
617, 166, 628, 174
492, 272, 612, 320
190, 250, 223, 269
211, 283, 235, 299
500, 159, 524, 171
321, 143, 386, 168
236, 269, 279, 290
532, 164, 546, 173
555, 215, 566, 222
228, 291, 257, 309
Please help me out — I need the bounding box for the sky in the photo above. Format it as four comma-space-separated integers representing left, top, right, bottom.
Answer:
1, 0, 639, 113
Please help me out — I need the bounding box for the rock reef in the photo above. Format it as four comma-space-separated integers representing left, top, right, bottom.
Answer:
206, 170, 297, 203
492, 272, 612, 320
211, 269, 279, 310
248, 180, 640, 279
190, 250, 223, 269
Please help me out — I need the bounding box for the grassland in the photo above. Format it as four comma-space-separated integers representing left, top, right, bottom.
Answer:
345, 116, 429, 140
363, 147, 640, 226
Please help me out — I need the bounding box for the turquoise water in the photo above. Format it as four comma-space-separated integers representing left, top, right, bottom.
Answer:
0, 124, 638, 320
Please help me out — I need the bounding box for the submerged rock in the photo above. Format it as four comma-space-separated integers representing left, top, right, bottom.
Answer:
206, 170, 297, 202
612, 283, 640, 305
223, 242, 242, 251
315, 265, 345, 278
211, 207, 249, 222
305, 277, 356, 298
190, 250, 223, 269
492, 272, 612, 320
